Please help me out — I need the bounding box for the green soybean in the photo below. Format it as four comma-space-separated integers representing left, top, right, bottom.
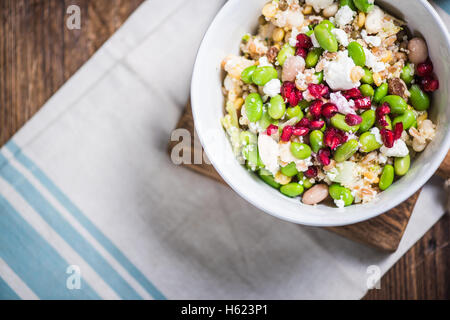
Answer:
359, 132, 382, 152
252, 66, 278, 86
319, 20, 335, 31
314, 24, 338, 53
277, 44, 295, 66
306, 29, 314, 36
268, 95, 286, 119
334, 139, 359, 162
242, 144, 258, 170
373, 82, 388, 103
348, 41, 366, 67
331, 114, 360, 133
291, 142, 312, 160
340, 0, 356, 10
280, 162, 299, 177
380, 95, 407, 114
315, 71, 324, 84
241, 65, 257, 84
306, 48, 323, 68
245, 93, 263, 122
239, 131, 257, 146
329, 184, 354, 206
359, 110, 376, 133
309, 130, 324, 153
286, 106, 303, 120
353, 0, 374, 12
297, 172, 313, 189
360, 84, 374, 98
280, 183, 304, 197
361, 67, 374, 84
400, 63, 415, 85
379, 165, 394, 191
393, 110, 416, 130
258, 169, 280, 189
259, 109, 277, 130
394, 155, 410, 176
409, 84, 430, 111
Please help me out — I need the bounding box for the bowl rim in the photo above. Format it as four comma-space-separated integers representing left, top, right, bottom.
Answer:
191, 0, 450, 227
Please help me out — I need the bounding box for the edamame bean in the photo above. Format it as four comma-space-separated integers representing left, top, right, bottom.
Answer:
373, 82, 388, 103
259, 109, 278, 129
379, 165, 394, 191
319, 20, 335, 31
400, 63, 415, 85
359, 109, 376, 133
393, 110, 416, 130
239, 131, 257, 145
361, 67, 374, 84
360, 84, 374, 98
277, 44, 296, 66
242, 144, 258, 170
245, 93, 263, 122
380, 95, 407, 114
290, 142, 312, 160
329, 184, 354, 206
409, 84, 430, 111
309, 130, 324, 153
314, 24, 338, 53
258, 169, 280, 189
359, 132, 382, 152
331, 114, 360, 133
297, 172, 313, 189
241, 65, 257, 84
252, 66, 278, 86
394, 155, 410, 176
334, 139, 359, 162
348, 41, 366, 67
281, 162, 299, 177
306, 48, 323, 68
280, 183, 304, 197
340, 0, 356, 10
353, 0, 374, 13
268, 95, 286, 119
315, 71, 324, 84
286, 106, 304, 120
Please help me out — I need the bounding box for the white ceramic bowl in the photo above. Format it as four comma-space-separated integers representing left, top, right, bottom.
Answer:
191, 0, 450, 226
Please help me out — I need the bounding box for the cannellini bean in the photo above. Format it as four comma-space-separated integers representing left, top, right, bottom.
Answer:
302, 184, 329, 205
408, 37, 428, 64
282, 56, 305, 82
322, 3, 338, 18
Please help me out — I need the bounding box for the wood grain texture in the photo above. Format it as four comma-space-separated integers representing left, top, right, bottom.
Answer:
1, 0, 448, 300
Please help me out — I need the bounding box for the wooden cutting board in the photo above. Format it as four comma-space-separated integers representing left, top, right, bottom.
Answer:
169, 102, 450, 252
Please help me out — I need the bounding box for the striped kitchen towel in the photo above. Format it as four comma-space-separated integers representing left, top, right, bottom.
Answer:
0, 0, 448, 300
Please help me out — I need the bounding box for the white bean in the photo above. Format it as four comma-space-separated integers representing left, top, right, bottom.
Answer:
408, 37, 428, 64
302, 184, 329, 205
282, 56, 305, 82
322, 3, 338, 18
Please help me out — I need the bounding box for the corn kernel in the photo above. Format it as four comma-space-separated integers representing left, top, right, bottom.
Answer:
262, 3, 277, 18
274, 172, 292, 185
357, 12, 366, 28
373, 72, 382, 86
303, 5, 313, 15
234, 97, 244, 110
273, 28, 285, 43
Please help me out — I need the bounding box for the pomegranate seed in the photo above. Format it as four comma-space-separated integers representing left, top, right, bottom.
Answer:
354, 96, 372, 109
376, 103, 391, 128
266, 124, 278, 136
310, 120, 325, 130
292, 126, 309, 136
345, 114, 363, 126
309, 101, 324, 119
281, 81, 300, 106
296, 89, 304, 101
380, 129, 394, 148
308, 84, 329, 99
281, 125, 293, 142
295, 47, 307, 59
343, 88, 362, 99
421, 76, 439, 92
416, 59, 433, 77
321, 103, 338, 119
317, 148, 331, 166
296, 33, 313, 49
297, 117, 310, 128
304, 166, 318, 179
393, 122, 403, 140
324, 128, 345, 150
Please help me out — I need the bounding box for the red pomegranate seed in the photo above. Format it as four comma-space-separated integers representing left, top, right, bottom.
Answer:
376, 103, 391, 128
281, 125, 293, 142
266, 124, 278, 136
421, 76, 439, 92
295, 47, 307, 59
393, 122, 403, 140
310, 120, 325, 130
296, 33, 313, 49
308, 84, 329, 99
324, 128, 345, 150
297, 117, 310, 128
281, 81, 301, 106
354, 96, 372, 109
416, 59, 433, 77
345, 114, 363, 126
317, 148, 331, 166
343, 88, 362, 99
309, 100, 324, 119
292, 126, 309, 136
321, 103, 338, 119
304, 166, 318, 178
380, 128, 394, 148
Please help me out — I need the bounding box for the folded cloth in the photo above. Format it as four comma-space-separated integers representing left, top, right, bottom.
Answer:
0, 0, 448, 300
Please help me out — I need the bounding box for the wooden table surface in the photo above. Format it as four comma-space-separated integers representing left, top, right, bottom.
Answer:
0, 0, 448, 299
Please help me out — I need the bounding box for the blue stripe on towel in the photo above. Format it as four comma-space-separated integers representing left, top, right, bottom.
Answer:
0, 276, 21, 300
0, 153, 142, 300
0, 194, 100, 299
5, 141, 166, 300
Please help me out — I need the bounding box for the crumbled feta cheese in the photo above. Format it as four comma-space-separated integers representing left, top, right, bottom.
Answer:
334, 198, 345, 208
311, 33, 321, 48
324, 50, 360, 90
329, 91, 356, 114
365, 5, 384, 34
263, 79, 281, 97
249, 122, 263, 134
258, 134, 280, 175
259, 56, 272, 67
289, 27, 300, 47
370, 127, 383, 144
334, 6, 356, 28
380, 139, 409, 157
306, 0, 334, 13
364, 48, 385, 72
332, 28, 349, 47
361, 29, 381, 47
378, 153, 387, 164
